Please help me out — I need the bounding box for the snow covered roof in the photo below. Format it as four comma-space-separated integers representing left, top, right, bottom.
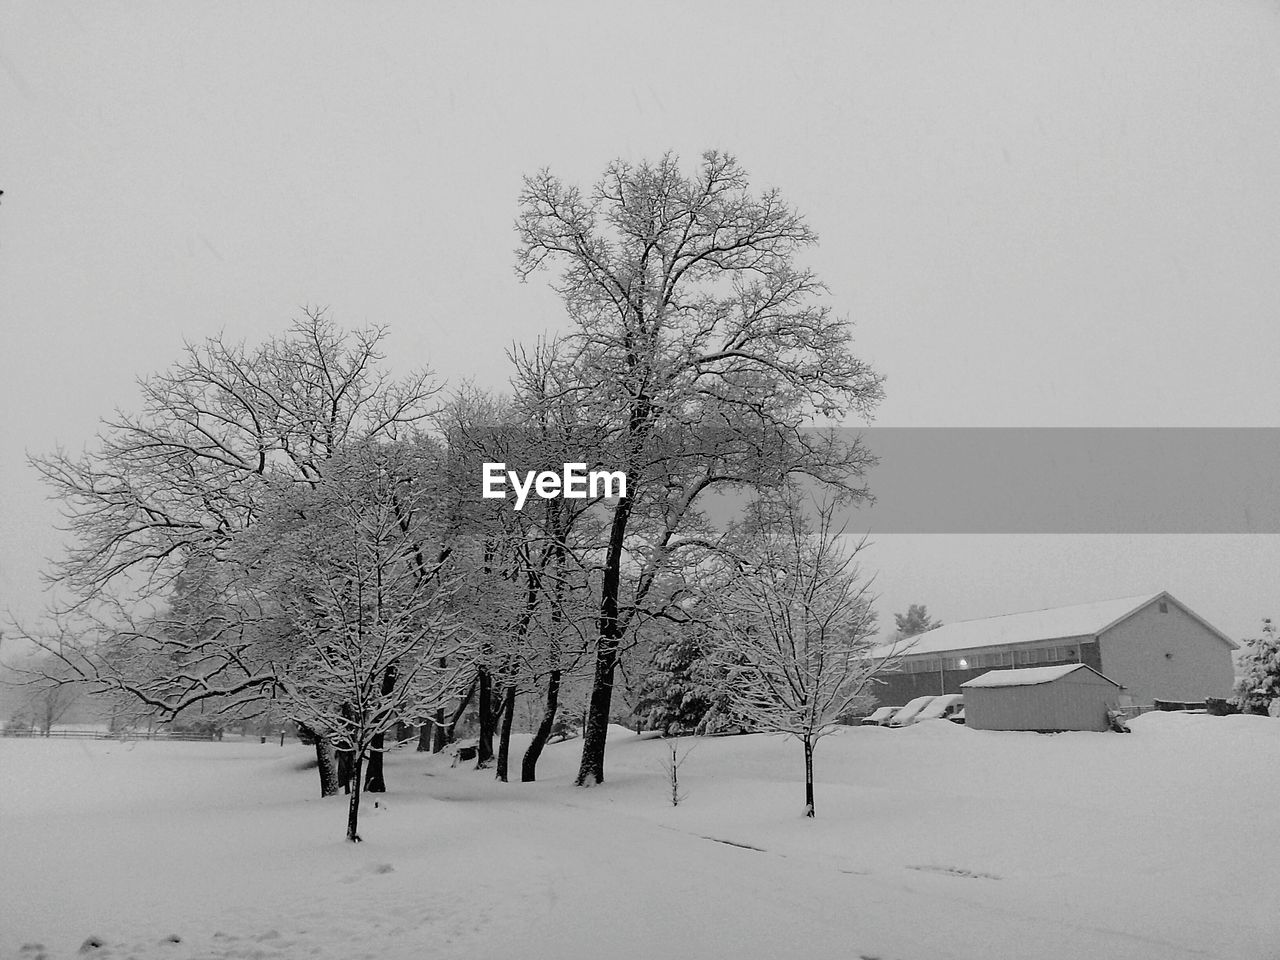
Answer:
877, 592, 1165, 659
961, 664, 1121, 688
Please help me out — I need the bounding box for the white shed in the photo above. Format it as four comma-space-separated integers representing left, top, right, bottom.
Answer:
960, 664, 1122, 732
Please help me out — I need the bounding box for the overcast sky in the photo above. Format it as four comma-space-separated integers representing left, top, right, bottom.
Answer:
2, 1, 1278, 641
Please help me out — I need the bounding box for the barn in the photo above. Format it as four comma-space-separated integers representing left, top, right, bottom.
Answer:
873, 591, 1236, 709
961, 664, 1122, 732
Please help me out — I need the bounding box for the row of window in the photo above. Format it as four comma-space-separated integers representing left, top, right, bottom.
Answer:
902, 644, 1081, 674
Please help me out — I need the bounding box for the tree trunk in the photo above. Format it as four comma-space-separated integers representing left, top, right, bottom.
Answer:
803, 735, 815, 818
476, 666, 495, 768
431, 676, 477, 753
364, 665, 398, 793
364, 735, 386, 792
576, 642, 619, 785
337, 748, 354, 794
576, 496, 634, 786
495, 683, 517, 782
316, 737, 340, 798
346, 753, 364, 842
521, 669, 561, 782
417, 721, 433, 752
431, 706, 448, 752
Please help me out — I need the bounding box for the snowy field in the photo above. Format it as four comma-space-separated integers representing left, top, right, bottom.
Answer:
2, 714, 1276, 960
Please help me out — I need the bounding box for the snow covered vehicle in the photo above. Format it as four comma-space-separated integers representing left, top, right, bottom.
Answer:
860, 705, 902, 726
911, 694, 964, 723
887, 695, 939, 727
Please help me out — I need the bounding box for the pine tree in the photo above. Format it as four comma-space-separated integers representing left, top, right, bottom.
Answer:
1235, 618, 1279, 715
894, 604, 941, 639
634, 629, 732, 736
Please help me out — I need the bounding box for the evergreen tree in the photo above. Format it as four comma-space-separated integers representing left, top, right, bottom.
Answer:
634, 628, 732, 735
894, 604, 941, 639
1235, 617, 1278, 715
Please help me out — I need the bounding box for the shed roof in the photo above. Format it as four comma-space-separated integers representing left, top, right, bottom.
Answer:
961, 663, 1121, 689
876, 591, 1220, 659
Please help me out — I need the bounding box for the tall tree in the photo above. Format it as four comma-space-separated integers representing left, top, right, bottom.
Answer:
515, 151, 883, 784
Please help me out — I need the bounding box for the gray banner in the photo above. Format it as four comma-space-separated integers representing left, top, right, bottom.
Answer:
842, 428, 1280, 533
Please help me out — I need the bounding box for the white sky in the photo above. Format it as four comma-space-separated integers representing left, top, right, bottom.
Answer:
2, 1, 1278, 640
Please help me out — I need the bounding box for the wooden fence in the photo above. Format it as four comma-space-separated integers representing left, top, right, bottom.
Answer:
1, 728, 222, 741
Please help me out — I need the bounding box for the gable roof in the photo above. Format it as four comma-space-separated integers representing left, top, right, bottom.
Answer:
961, 663, 1121, 689
876, 591, 1236, 658
878, 593, 1159, 658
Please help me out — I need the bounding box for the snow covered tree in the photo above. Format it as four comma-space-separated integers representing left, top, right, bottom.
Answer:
4, 652, 82, 736
506, 340, 602, 783
709, 496, 889, 818
515, 150, 883, 785
22, 312, 439, 726
434, 351, 604, 783
893, 604, 941, 640
633, 625, 732, 735
1235, 617, 1278, 715
236, 440, 472, 841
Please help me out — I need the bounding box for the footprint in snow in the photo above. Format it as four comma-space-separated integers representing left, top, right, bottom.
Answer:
906, 863, 1002, 880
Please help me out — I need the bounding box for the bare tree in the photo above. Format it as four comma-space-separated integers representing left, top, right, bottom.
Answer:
4, 652, 83, 735
709, 496, 890, 818
437, 370, 600, 782
515, 151, 883, 785
20, 312, 439, 726
659, 736, 695, 807
237, 441, 473, 841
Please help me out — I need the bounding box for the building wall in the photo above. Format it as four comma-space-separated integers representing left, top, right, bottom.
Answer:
1098, 599, 1235, 704
871, 666, 977, 706
964, 672, 1119, 732
873, 641, 1085, 710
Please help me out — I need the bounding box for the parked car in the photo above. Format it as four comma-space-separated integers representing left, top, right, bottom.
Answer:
912, 694, 964, 723
860, 705, 902, 726
887, 695, 939, 727
947, 708, 966, 725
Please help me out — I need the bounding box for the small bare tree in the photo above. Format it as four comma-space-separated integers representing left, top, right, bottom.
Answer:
710, 496, 891, 818
659, 736, 695, 807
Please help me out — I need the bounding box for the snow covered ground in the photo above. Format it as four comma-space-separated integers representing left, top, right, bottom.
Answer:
2, 713, 1276, 960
